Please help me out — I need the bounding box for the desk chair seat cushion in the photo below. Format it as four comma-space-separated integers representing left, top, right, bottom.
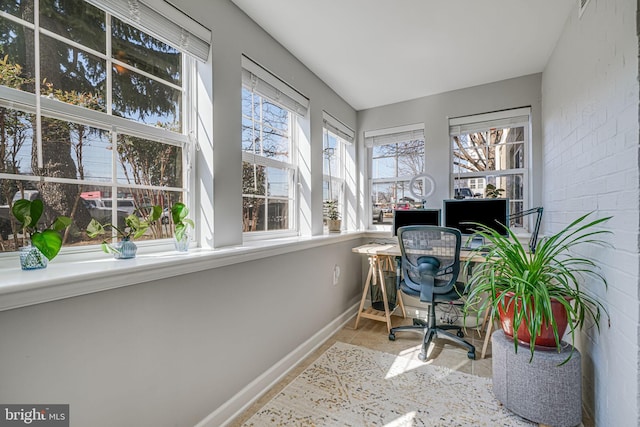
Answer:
399, 280, 466, 303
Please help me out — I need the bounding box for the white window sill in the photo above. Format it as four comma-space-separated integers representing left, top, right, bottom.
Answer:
0, 231, 364, 312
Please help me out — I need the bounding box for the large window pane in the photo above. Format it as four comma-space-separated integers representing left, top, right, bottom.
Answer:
117, 134, 182, 187
0, 106, 34, 177
243, 195, 264, 232
40, 0, 105, 53
0, 19, 35, 92
112, 68, 181, 130
260, 129, 288, 161
111, 17, 181, 86
0, 0, 33, 23
40, 35, 106, 111
243, 162, 266, 196
266, 167, 289, 197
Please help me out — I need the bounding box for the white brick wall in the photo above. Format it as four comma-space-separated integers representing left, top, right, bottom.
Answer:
542, 0, 639, 425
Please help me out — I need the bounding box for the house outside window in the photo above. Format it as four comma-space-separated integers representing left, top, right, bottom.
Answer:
0, 0, 207, 252
366, 124, 425, 228
449, 107, 531, 229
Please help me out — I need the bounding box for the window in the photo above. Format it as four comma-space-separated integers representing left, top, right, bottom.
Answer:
366, 124, 425, 227
322, 112, 353, 230
0, 0, 209, 253
449, 107, 531, 229
241, 56, 308, 234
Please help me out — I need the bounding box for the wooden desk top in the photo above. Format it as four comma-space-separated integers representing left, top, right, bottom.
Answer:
352, 243, 487, 263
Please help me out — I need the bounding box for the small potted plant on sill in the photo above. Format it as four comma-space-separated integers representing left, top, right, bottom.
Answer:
325, 200, 341, 233
170, 202, 194, 252
463, 212, 611, 363
11, 198, 71, 270
86, 205, 162, 259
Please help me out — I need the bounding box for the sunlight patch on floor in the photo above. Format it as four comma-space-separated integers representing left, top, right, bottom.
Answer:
384, 412, 416, 426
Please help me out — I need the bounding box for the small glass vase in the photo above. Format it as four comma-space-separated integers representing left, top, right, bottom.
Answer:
114, 238, 137, 259
19, 246, 48, 270
174, 232, 190, 252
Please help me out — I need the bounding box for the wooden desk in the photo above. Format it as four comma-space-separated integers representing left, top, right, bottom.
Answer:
352, 243, 494, 356
352, 244, 406, 333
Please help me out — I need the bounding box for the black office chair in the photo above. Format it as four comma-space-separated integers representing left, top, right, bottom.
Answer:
388, 225, 476, 361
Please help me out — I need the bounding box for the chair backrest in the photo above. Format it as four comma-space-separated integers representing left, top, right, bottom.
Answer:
397, 225, 462, 300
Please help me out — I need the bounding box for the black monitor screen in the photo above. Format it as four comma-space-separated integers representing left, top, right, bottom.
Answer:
443, 198, 509, 236
392, 209, 441, 236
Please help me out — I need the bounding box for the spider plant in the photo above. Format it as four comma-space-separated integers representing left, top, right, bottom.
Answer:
463, 212, 612, 362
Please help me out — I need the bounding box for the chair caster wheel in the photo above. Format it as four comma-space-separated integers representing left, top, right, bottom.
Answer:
388, 333, 396, 341
418, 352, 427, 361
467, 351, 476, 360
457, 330, 464, 338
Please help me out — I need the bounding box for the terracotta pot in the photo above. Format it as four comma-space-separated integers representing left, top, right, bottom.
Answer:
497, 291, 569, 348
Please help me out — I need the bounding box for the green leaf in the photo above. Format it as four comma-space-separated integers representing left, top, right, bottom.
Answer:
149, 205, 162, 222
52, 216, 72, 232
171, 202, 189, 224
12, 199, 43, 229
31, 230, 62, 261
86, 218, 106, 238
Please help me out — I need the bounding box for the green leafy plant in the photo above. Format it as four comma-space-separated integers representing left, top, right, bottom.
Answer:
170, 202, 194, 241
325, 200, 340, 221
86, 205, 162, 255
11, 199, 71, 261
463, 212, 611, 362
484, 184, 505, 198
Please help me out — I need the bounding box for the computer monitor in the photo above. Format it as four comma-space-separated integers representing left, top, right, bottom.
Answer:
443, 198, 509, 238
392, 209, 441, 236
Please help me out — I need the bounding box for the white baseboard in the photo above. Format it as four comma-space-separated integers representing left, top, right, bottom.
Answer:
194, 302, 359, 427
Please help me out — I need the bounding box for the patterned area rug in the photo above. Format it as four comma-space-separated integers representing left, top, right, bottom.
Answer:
243, 341, 534, 426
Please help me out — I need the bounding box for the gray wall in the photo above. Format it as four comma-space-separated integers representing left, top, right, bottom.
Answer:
541, 0, 639, 424
0, 240, 363, 426
357, 74, 543, 221
180, 0, 357, 246
0, 1, 363, 426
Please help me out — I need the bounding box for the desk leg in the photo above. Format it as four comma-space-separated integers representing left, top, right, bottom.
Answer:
376, 256, 393, 332
481, 312, 494, 359
354, 256, 375, 330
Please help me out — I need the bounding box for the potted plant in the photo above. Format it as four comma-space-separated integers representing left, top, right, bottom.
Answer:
484, 184, 505, 198
325, 200, 341, 232
11, 198, 71, 270
170, 202, 194, 252
86, 205, 162, 259
463, 212, 611, 362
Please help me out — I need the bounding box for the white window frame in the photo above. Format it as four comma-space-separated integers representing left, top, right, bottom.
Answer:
322, 128, 346, 230
0, 0, 201, 255
240, 87, 298, 238
365, 123, 426, 230
449, 107, 532, 231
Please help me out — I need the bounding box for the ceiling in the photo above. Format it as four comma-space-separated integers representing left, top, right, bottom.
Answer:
231, 0, 575, 111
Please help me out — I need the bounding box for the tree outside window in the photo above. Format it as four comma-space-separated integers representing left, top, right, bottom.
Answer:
368, 129, 425, 227
0, 0, 191, 252
450, 110, 530, 229
241, 87, 295, 233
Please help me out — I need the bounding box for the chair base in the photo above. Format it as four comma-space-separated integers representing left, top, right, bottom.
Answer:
389, 309, 476, 361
